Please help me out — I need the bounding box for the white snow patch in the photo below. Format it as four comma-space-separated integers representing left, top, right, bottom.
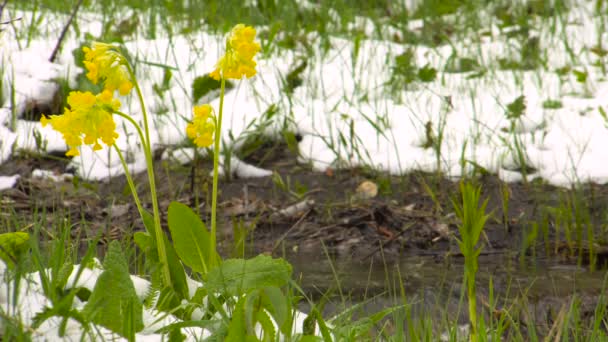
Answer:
0, 175, 20, 190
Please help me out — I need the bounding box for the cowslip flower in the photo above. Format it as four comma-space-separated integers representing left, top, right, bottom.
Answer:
210, 24, 261, 80
186, 104, 215, 148
41, 90, 121, 156
83, 42, 134, 96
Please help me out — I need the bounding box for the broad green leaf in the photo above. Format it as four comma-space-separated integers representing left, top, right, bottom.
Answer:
226, 297, 246, 342
136, 212, 189, 301
206, 255, 292, 296
133, 232, 153, 252
164, 234, 190, 301
0, 232, 29, 268
83, 241, 143, 339
140, 210, 157, 242
255, 309, 276, 342
168, 201, 219, 274
261, 287, 289, 333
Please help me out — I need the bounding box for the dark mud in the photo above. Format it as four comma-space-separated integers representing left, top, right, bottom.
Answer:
2, 143, 608, 335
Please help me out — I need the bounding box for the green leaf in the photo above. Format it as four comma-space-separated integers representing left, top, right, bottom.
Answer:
573, 69, 588, 83
192, 75, 234, 103
0, 232, 29, 268
226, 297, 247, 342
141, 210, 157, 243
168, 201, 219, 275
506, 95, 526, 120
261, 287, 289, 333
164, 234, 190, 301
133, 232, 153, 252
83, 241, 143, 340
255, 309, 276, 342
297, 336, 324, 342
137, 209, 189, 301
417, 64, 437, 82
206, 255, 292, 296
155, 320, 217, 334
154, 285, 183, 314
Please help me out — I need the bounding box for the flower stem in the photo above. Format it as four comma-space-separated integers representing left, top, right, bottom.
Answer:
126, 63, 172, 288
114, 111, 146, 151
210, 78, 226, 268
467, 269, 478, 342
112, 145, 145, 218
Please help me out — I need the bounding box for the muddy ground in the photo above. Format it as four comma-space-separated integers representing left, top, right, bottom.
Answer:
2, 142, 608, 335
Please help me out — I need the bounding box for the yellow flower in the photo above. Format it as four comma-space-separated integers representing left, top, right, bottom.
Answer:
186, 105, 215, 148
82, 42, 134, 96
41, 90, 121, 156
210, 24, 261, 80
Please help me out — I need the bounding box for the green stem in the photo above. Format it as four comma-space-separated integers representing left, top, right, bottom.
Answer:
114, 111, 147, 152
210, 78, 226, 268
112, 145, 145, 220
125, 63, 171, 288
467, 269, 478, 342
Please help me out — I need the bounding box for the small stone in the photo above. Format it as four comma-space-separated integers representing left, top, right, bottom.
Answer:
355, 180, 378, 200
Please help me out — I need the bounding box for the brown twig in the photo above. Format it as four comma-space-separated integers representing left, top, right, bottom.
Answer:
48, 0, 84, 63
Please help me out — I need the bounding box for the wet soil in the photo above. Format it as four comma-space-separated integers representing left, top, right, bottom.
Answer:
2, 143, 608, 335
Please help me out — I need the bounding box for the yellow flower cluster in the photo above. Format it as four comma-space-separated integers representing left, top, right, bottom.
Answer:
41, 90, 121, 156
186, 105, 215, 148
210, 24, 261, 80
83, 42, 134, 96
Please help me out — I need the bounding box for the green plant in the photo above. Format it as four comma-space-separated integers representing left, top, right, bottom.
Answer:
452, 182, 490, 342
500, 182, 510, 231
36, 25, 306, 340
272, 171, 308, 200
502, 94, 534, 182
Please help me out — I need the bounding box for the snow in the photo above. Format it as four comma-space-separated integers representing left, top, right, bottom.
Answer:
0, 175, 19, 190
2, 4, 607, 187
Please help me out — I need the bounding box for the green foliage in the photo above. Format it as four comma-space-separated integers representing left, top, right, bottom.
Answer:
285, 59, 308, 94
225, 297, 248, 340
445, 55, 481, 74
452, 182, 490, 342
389, 49, 437, 97
152, 67, 173, 100
83, 241, 143, 340
219, 285, 294, 341
168, 201, 219, 275
206, 255, 292, 296
417, 64, 437, 82
137, 210, 190, 301
542, 99, 563, 109
453, 182, 489, 269
391, 50, 418, 86
331, 301, 401, 341
272, 171, 309, 200
573, 69, 588, 83
0, 232, 29, 268
413, 0, 464, 18
192, 75, 234, 104
505, 95, 526, 120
